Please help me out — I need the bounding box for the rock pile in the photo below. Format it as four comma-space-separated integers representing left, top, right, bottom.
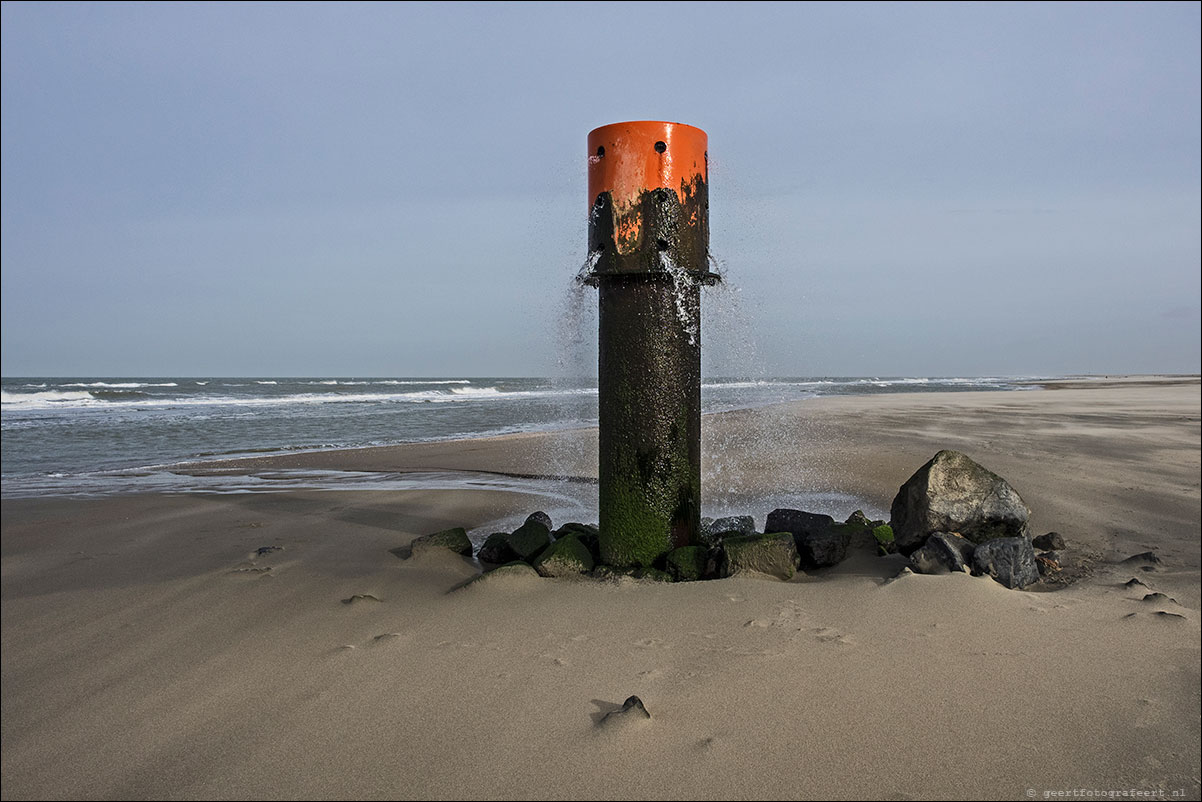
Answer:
401, 450, 1065, 591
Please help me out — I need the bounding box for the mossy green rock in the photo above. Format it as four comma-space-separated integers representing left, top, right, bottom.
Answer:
533, 534, 595, 578
462, 561, 540, 588
592, 565, 674, 583
409, 527, 472, 557
720, 532, 798, 580
873, 524, 896, 553
665, 546, 710, 582
706, 529, 750, 546
553, 523, 601, 561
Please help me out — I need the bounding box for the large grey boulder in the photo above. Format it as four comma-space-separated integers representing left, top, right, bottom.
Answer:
972, 537, 1039, 589
909, 531, 976, 574
890, 450, 1030, 553
720, 532, 799, 580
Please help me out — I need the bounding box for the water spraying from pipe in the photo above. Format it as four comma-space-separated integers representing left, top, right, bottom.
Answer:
582, 120, 718, 568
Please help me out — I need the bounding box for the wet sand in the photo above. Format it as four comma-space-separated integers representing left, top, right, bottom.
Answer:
2, 378, 1199, 799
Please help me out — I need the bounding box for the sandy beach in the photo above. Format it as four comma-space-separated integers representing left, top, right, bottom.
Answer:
2, 378, 1199, 800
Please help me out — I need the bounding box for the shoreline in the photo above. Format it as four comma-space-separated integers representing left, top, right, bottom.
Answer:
3, 374, 1197, 500
3, 378, 1199, 799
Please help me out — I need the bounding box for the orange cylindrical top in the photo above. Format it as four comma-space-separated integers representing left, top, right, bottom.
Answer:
587, 121, 707, 212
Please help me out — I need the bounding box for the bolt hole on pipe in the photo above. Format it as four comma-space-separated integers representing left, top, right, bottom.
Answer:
654, 140, 667, 153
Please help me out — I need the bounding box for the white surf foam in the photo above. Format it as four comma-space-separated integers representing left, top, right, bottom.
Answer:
59, 382, 179, 388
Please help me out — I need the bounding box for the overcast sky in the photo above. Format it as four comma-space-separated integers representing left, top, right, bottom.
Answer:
2, 1, 1198, 378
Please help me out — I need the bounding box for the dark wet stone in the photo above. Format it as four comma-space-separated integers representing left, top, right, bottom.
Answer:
1032, 532, 1066, 551
909, 531, 976, 574
764, 509, 835, 540
971, 537, 1039, 589
890, 450, 1030, 553
477, 532, 515, 565
1122, 551, 1161, 564
478, 521, 551, 566
553, 522, 599, 540
525, 511, 553, 531
796, 527, 851, 569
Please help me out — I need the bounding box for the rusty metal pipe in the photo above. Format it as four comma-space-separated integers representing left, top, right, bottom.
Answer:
584, 121, 715, 568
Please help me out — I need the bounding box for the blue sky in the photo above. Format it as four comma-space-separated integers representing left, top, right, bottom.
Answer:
2, 1, 1199, 377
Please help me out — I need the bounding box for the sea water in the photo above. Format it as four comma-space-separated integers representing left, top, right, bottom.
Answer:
1, 375, 1038, 499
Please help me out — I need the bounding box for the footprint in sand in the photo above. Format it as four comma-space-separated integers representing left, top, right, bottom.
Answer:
633, 637, 669, 649
1134, 697, 1164, 728
745, 602, 808, 632
811, 626, 855, 645
230, 564, 273, 575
